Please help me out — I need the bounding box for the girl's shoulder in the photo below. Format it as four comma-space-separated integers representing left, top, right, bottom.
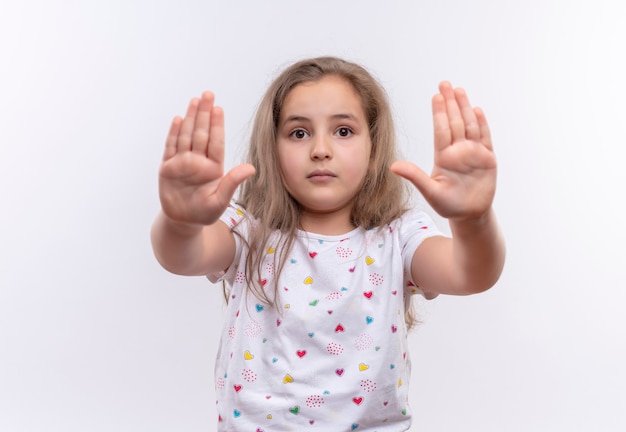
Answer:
383, 207, 444, 253
391, 207, 438, 230
382, 208, 441, 237
219, 201, 250, 231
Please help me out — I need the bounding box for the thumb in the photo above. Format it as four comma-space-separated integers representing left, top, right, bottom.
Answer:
213, 163, 256, 205
390, 160, 435, 200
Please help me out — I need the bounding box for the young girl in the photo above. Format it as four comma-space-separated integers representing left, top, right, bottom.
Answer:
151, 57, 505, 431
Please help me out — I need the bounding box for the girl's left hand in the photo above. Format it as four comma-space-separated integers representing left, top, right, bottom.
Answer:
391, 81, 497, 221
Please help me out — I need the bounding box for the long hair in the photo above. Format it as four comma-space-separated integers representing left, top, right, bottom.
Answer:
235, 56, 418, 327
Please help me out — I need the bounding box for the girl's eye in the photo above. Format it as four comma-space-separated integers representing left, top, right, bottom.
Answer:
290, 129, 309, 139
336, 127, 353, 137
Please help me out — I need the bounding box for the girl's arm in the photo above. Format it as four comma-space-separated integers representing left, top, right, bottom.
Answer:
151, 214, 236, 277
411, 210, 505, 295
151, 92, 255, 276
391, 82, 505, 295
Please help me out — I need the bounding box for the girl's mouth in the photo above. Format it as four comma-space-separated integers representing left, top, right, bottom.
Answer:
307, 169, 336, 179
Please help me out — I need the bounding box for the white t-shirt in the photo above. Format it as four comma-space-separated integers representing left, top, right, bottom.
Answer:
210, 203, 443, 431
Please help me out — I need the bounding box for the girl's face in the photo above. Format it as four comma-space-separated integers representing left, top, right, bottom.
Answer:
277, 75, 372, 233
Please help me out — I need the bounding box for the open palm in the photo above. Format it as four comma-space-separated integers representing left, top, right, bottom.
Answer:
392, 82, 497, 221
158, 92, 254, 226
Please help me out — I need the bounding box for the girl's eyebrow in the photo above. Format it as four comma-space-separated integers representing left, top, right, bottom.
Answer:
282, 113, 359, 126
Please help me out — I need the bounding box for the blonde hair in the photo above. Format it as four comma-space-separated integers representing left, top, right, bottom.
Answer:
235, 56, 417, 327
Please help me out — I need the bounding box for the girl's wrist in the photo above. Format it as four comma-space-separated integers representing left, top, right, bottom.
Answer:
448, 207, 496, 234
160, 211, 204, 236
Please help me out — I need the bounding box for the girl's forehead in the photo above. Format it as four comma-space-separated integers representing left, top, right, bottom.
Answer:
280, 76, 366, 122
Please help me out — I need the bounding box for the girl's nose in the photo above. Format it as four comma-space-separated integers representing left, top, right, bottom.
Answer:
310, 135, 332, 160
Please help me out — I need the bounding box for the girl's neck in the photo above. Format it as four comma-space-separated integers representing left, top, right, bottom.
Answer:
299, 208, 356, 236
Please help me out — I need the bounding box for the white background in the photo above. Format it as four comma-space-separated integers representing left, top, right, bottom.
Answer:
1, 0, 625, 430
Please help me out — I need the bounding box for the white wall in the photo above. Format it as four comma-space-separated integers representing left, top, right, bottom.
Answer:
1, 0, 624, 430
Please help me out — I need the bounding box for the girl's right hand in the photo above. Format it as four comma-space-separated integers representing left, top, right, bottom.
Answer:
158, 92, 255, 226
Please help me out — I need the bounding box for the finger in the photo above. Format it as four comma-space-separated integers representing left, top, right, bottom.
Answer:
439, 81, 465, 143
207, 105, 225, 164
390, 160, 437, 201
474, 107, 493, 150
163, 116, 183, 161
432, 93, 451, 151
192, 91, 214, 155
454, 87, 480, 142
211, 164, 255, 208
178, 97, 200, 152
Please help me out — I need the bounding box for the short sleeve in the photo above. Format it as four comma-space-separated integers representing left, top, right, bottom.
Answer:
206, 202, 249, 284
396, 209, 445, 298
